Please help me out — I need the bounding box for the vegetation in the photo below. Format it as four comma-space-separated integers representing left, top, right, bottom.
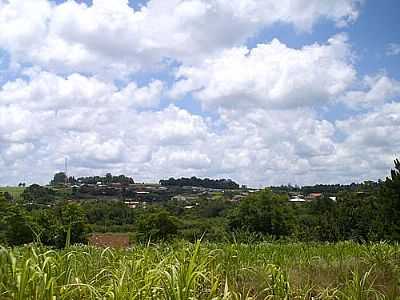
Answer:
51, 172, 135, 186
160, 176, 240, 190
228, 190, 294, 237
0, 159, 400, 245
270, 181, 381, 195
0, 241, 399, 299
0, 186, 25, 202
1, 160, 400, 298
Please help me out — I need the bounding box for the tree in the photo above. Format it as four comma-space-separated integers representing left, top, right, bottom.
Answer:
378, 158, 400, 240
335, 192, 379, 241
0, 195, 34, 245
228, 189, 294, 237
295, 196, 339, 242
136, 209, 180, 241
105, 173, 113, 185
55, 203, 88, 247
31, 209, 61, 246
21, 184, 56, 205
159, 176, 239, 189
51, 172, 67, 185
3, 192, 13, 202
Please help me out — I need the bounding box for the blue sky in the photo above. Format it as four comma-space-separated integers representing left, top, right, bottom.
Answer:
0, 0, 399, 186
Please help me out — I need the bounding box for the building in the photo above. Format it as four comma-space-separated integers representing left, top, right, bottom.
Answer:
305, 193, 322, 201
289, 195, 306, 202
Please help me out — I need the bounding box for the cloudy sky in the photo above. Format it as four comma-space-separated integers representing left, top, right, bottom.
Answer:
0, 0, 399, 187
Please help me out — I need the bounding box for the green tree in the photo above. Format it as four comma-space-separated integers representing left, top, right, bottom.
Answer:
53, 202, 88, 247
295, 196, 339, 242
378, 158, 400, 240
136, 209, 180, 241
335, 192, 379, 241
51, 172, 68, 185
21, 184, 56, 205
228, 189, 294, 238
30, 209, 62, 246
0, 195, 34, 245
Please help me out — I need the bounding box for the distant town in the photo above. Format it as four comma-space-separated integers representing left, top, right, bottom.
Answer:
14, 171, 378, 209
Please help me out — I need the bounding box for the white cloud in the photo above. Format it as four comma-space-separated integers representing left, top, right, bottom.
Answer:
153, 148, 212, 170
341, 74, 400, 109
0, 70, 214, 183
0, 0, 362, 76
209, 108, 339, 185
170, 34, 356, 110
1, 72, 399, 186
334, 102, 400, 180
0, 70, 164, 110
337, 103, 400, 150
386, 43, 400, 56
2, 142, 35, 162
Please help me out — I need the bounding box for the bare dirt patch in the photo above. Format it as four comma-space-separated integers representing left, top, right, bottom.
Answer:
88, 233, 130, 248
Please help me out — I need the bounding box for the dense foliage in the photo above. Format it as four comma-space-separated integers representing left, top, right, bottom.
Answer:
228, 190, 293, 237
51, 172, 135, 186
21, 184, 56, 205
270, 181, 381, 195
160, 176, 239, 189
0, 193, 87, 247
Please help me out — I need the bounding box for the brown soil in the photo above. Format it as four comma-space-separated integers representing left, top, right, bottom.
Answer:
88, 233, 130, 248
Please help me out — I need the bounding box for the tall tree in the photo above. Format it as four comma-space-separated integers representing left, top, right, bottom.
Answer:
228, 189, 294, 237
51, 172, 67, 185
379, 158, 400, 240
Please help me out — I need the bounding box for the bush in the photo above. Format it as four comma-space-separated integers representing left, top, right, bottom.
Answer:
136, 209, 180, 242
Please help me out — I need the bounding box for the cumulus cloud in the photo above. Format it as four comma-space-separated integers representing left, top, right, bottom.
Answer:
335, 103, 400, 180
170, 34, 356, 110
341, 74, 400, 109
0, 69, 399, 186
337, 103, 400, 150
0, 0, 362, 76
0, 71, 214, 183
0, 70, 164, 110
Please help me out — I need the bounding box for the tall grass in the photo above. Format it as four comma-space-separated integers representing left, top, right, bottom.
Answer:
0, 241, 399, 299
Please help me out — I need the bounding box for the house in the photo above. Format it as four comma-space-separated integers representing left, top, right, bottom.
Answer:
305, 193, 322, 201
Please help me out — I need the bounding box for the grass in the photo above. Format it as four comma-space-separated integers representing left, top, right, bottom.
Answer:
0, 241, 399, 299
0, 187, 25, 202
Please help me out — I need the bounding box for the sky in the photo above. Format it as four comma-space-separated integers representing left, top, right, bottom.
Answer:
0, 0, 399, 187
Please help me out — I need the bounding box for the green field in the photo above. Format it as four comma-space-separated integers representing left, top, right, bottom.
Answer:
0, 241, 399, 299
0, 186, 24, 201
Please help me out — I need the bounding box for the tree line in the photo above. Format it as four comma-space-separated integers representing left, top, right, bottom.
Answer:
51, 172, 135, 186
159, 176, 240, 189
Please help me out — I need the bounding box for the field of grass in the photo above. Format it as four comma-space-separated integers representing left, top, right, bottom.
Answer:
0, 186, 24, 201
0, 241, 399, 299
